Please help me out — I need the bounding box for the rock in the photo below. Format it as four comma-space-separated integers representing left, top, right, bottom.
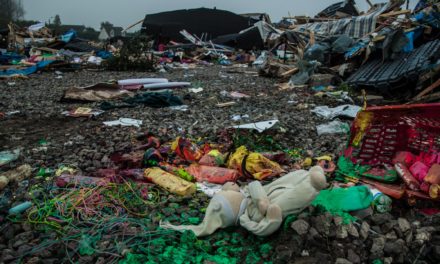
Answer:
370, 236, 386, 254
397, 218, 411, 233
98, 240, 110, 250
350, 207, 373, 219
381, 220, 396, 233
78, 256, 94, 264
17, 244, 33, 256
274, 245, 292, 262
3, 225, 15, 240
347, 249, 360, 264
336, 225, 348, 239
415, 230, 431, 243
13, 239, 25, 248
360, 222, 370, 240
331, 241, 346, 258
101, 155, 109, 164
384, 257, 393, 264
22, 223, 32, 232
313, 214, 331, 236
405, 230, 413, 244
291, 219, 310, 235
385, 231, 398, 240
371, 213, 392, 225
291, 257, 319, 264
13, 231, 34, 243
308, 227, 319, 238
335, 258, 352, 264
96, 257, 106, 264
1, 248, 16, 261
384, 239, 406, 255
333, 216, 344, 226
412, 221, 421, 229
26, 256, 41, 264
346, 223, 359, 238
371, 225, 382, 234
38, 249, 52, 258
433, 245, 440, 259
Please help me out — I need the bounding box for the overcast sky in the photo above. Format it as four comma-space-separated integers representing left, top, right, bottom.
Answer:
22, 0, 406, 30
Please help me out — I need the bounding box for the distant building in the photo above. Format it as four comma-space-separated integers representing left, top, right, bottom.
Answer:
99, 25, 125, 41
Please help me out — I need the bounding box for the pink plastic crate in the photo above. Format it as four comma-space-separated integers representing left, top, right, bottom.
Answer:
344, 103, 440, 166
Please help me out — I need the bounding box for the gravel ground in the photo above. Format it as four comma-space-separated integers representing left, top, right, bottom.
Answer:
0, 65, 348, 172
0, 66, 439, 263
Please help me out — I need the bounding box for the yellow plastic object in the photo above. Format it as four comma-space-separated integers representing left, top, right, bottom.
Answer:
227, 146, 284, 180
55, 166, 76, 177
315, 155, 332, 161
429, 184, 439, 199
302, 158, 312, 167
352, 111, 374, 147
144, 167, 196, 196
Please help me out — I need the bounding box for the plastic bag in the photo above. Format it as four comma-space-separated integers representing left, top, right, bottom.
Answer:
311, 105, 361, 119
227, 146, 284, 180
395, 163, 420, 190
199, 150, 225, 166
316, 120, 349, 135
425, 164, 440, 185
144, 167, 196, 196
171, 137, 203, 162
187, 164, 239, 184
393, 151, 417, 167
409, 161, 429, 182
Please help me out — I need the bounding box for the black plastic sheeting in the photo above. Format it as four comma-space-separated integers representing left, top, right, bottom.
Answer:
47, 38, 100, 53
212, 27, 264, 51
0, 28, 8, 49
316, 0, 359, 17
347, 39, 440, 95
141, 8, 253, 42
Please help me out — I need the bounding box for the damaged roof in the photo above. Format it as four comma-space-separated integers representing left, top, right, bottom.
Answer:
141, 8, 253, 42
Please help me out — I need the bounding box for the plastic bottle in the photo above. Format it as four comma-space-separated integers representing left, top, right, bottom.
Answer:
9, 201, 32, 215
370, 188, 392, 213
144, 168, 196, 196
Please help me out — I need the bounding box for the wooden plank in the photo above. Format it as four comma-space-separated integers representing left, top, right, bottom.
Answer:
379, 9, 411, 18
414, 78, 440, 99
216, 102, 236, 107
280, 67, 299, 77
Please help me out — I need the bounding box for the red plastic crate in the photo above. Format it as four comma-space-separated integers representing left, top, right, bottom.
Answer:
344, 103, 440, 166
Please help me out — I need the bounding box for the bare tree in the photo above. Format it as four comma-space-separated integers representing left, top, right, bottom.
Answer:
0, 0, 25, 26
53, 14, 62, 26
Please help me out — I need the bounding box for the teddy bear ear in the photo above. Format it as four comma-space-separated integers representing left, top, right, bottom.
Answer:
309, 165, 324, 175
309, 166, 328, 190
222, 182, 239, 191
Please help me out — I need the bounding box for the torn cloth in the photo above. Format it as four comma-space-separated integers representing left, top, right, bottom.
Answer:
295, 4, 389, 39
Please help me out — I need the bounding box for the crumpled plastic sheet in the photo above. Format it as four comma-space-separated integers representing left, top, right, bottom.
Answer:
232, 119, 279, 133
0, 149, 20, 167
316, 120, 350, 135
196, 182, 223, 197
103, 118, 142, 128
311, 105, 361, 119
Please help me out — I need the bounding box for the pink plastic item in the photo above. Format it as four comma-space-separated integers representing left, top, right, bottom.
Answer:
395, 163, 420, 190
419, 152, 438, 167
393, 151, 417, 166
409, 161, 429, 182
187, 164, 239, 184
